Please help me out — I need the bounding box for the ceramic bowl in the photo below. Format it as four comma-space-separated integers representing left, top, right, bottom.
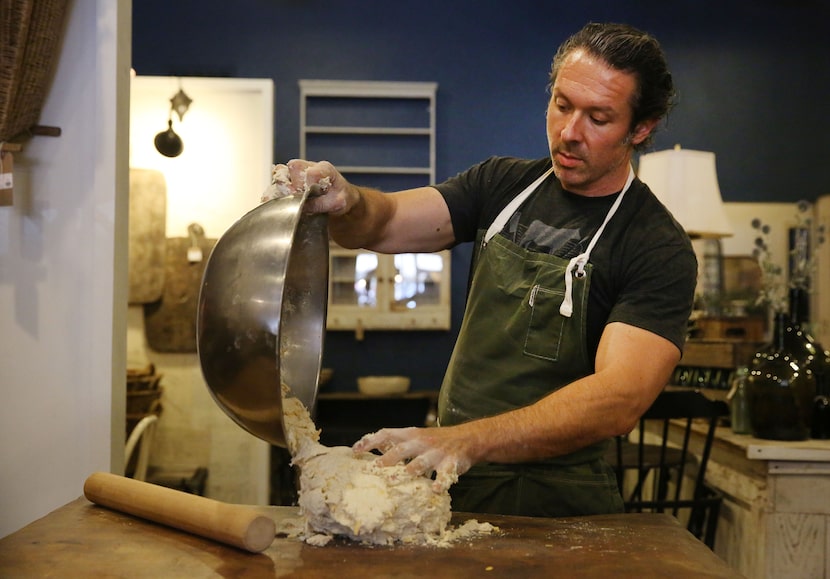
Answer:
357, 375, 411, 395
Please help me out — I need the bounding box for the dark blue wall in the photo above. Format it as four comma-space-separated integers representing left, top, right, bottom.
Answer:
133, 0, 830, 392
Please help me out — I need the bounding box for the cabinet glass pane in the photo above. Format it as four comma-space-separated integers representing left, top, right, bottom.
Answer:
391, 253, 444, 309
330, 253, 378, 307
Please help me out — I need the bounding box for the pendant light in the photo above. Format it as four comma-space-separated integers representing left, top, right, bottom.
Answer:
153, 81, 193, 158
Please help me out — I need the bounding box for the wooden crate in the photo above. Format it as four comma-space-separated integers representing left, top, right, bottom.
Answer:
693, 316, 766, 342
681, 339, 764, 369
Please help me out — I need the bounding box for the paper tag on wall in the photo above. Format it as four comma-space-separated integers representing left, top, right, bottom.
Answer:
187, 246, 203, 263
0, 151, 13, 206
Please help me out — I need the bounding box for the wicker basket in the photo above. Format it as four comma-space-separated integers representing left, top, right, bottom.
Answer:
0, 0, 70, 142
127, 387, 164, 414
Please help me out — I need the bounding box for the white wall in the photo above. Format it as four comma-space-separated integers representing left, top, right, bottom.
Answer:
0, 0, 131, 538
721, 201, 798, 261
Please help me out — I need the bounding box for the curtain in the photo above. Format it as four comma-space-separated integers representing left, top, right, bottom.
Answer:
0, 0, 69, 142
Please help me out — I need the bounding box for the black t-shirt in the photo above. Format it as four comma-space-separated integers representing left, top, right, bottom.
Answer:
435, 156, 697, 359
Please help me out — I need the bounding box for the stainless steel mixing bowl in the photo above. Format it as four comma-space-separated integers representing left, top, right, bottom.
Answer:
196, 192, 328, 447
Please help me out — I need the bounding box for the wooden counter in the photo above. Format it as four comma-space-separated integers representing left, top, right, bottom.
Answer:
654, 418, 830, 579
0, 497, 741, 578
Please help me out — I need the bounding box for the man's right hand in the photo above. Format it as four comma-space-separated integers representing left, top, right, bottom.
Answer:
261, 158, 452, 254
260, 159, 358, 216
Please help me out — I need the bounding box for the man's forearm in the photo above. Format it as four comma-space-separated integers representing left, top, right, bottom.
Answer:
455, 373, 640, 465
458, 325, 678, 465
328, 186, 395, 250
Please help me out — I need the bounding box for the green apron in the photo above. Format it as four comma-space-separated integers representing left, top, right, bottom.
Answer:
438, 167, 634, 517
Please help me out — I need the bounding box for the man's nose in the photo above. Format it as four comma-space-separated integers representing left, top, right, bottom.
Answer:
560, 114, 582, 142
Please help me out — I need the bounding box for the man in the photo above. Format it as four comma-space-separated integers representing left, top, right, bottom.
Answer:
266, 22, 697, 517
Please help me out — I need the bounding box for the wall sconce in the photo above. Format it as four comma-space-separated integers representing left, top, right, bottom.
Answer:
153, 82, 193, 158
170, 88, 193, 122
638, 145, 733, 315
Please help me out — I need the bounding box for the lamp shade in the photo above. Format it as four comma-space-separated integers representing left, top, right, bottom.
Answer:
637, 146, 732, 238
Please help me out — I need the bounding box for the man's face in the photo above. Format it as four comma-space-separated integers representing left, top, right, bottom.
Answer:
546, 49, 655, 197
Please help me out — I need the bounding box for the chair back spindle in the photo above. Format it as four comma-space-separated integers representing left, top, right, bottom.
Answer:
608, 389, 728, 549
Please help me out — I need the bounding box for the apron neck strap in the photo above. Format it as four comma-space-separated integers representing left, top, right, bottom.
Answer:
559, 165, 636, 317
484, 167, 554, 244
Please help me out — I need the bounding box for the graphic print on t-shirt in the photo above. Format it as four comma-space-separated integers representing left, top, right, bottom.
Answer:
504, 212, 586, 259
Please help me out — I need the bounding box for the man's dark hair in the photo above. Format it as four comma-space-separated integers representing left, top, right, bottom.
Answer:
549, 22, 676, 150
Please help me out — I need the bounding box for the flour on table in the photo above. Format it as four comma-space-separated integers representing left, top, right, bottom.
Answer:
281, 385, 497, 547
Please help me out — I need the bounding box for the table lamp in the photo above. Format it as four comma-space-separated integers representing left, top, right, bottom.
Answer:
637, 145, 733, 315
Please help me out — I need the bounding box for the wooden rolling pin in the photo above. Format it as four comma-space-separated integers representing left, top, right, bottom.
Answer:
83, 472, 276, 553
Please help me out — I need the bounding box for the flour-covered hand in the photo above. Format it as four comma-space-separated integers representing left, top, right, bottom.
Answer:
260, 159, 357, 216
353, 426, 473, 493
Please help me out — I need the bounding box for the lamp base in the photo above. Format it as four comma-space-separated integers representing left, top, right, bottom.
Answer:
698, 238, 724, 316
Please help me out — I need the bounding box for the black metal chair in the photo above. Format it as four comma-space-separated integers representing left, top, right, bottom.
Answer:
607, 389, 729, 549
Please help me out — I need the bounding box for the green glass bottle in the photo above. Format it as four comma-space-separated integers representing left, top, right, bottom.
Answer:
785, 287, 830, 439
728, 366, 751, 434
747, 311, 815, 441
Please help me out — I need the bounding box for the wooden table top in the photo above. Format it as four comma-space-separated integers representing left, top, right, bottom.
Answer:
0, 497, 742, 578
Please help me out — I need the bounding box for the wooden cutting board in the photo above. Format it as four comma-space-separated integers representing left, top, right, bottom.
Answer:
128, 168, 167, 305
0, 498, 742, 578
144, 235, 216, 353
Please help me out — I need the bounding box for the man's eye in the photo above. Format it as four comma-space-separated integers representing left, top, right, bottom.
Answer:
591, 117, 610, 126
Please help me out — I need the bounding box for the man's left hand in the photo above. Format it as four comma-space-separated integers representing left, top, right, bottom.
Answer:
353, 426, 472, 493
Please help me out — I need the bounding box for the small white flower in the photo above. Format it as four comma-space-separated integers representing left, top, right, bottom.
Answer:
751, 201, 826, 313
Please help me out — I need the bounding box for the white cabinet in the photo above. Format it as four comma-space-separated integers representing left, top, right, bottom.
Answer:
327, 246, 450, 331
299, 79, 450, 331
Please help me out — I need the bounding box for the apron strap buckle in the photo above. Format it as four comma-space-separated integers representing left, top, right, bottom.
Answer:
559, 254, 587, 318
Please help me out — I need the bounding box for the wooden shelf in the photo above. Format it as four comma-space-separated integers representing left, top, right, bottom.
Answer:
297, 79, 437, 99
299, 80, 449, 333
305, 126, 432, 135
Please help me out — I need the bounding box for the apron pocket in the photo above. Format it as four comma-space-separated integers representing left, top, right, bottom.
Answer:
524, 285, 567, 361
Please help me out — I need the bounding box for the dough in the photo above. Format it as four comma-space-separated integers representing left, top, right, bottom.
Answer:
260, 164, 332, 203
281, 386, 496, 546
260, 164, 293, 202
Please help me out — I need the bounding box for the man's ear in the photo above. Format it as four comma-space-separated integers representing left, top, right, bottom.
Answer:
630, 118, 659, 146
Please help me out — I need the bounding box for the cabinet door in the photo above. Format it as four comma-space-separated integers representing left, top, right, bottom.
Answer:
389, 252, 445, 310
330, 250, 379, 308
327, 248, 450, 330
